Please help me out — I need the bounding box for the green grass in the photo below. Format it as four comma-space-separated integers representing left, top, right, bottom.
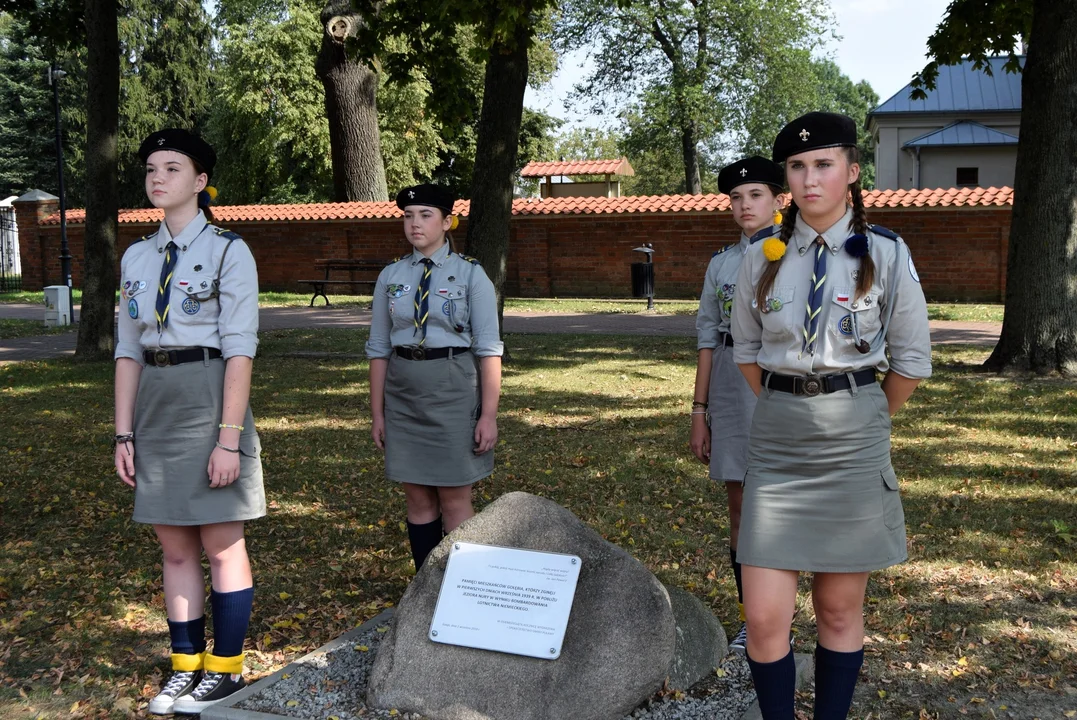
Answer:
0, 331, 1073, 718
927, 303, 1004, 323
0, 289, 84, 305
0, 319, 75, 340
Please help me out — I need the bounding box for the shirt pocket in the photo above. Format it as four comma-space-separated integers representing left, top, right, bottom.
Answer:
440, 284, 470, 332
178, 273, 219, 301
829, 286, 882, 347
121, 279, 150, 321
757, 284, 796, 339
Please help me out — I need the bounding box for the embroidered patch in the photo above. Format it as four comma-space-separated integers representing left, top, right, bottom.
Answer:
908, 255, 920, 283
442, 300, 452, 315
765, 297, 783, 313
839, 314, 853, 335
386, 284, 405, 298
182, 297, 200, 315
837, 293, 849, 303
128, 298, 138, 319
437, 288, 449, 295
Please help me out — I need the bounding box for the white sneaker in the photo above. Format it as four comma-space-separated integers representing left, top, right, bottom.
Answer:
147, 670, 202, 715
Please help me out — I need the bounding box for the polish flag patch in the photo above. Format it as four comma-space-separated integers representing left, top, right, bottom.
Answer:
836, 294, 849, 302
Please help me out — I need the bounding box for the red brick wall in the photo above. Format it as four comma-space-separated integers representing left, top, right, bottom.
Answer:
14, 203, 1011, 301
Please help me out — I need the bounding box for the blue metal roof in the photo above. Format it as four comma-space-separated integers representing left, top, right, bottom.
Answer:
903, 121, 1019, 148
872, 57, 1024, 115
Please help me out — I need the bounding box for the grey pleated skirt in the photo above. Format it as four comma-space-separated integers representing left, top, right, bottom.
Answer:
707, 341, 757, 482
384, 350, 492, 487
736, 379, 907, 573
132, 358, 265, 526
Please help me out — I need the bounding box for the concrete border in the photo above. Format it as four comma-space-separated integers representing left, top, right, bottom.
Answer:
201, 609, 395, 720
737, 652, 814, 720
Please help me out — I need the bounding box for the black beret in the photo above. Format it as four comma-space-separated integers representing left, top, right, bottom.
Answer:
395, 183, 456, 213
138, 129, 217, 178
717, 156, 784, 195
772, 112, 857, 163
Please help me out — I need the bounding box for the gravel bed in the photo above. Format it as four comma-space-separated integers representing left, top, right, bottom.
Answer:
237, 618, 756, 720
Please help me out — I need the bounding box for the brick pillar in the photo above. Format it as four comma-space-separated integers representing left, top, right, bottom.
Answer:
12, 190, 59, 291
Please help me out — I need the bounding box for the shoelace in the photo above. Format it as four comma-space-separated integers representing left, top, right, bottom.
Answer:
161, 671, 196, 696
191, 672, 224, 698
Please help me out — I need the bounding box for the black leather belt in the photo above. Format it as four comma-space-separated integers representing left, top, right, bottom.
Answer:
763, 369, 876, 397
144, 347, 222, 367
395, 346, 470, 361
721, 333, 734, 348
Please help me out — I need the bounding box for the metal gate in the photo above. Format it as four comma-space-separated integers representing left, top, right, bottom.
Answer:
0, 200, 22, 293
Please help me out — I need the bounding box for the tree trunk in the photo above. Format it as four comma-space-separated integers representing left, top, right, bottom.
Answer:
466, 21, 530, 341
76, 0, 119, 360
680, 121, 702, 195
314, 1, 388, 202
983, 0, 1077, 375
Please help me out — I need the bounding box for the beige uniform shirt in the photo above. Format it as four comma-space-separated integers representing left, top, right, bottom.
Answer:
731, 208, 931, 379
696, 226, 777, 349
365, 241, 504, 359
115, 211, 260, 363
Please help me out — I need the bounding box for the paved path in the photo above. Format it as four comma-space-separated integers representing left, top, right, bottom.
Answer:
0, 303, 1002, 364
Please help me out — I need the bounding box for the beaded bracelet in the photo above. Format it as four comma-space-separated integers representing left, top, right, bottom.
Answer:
215, 441, 240, 453
218, 423, 244, 431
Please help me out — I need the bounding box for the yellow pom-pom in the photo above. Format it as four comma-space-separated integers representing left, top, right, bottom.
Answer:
206, 186, 218, 201
449, 215, 459, 231
762, 238, 787, 262
773, 211, 783, 226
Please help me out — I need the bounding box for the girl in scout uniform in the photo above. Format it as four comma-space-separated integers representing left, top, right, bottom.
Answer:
366, 184, 504, 572
690, 156, 783, 654
730, 112, 931, 719
113, 129, 264, 715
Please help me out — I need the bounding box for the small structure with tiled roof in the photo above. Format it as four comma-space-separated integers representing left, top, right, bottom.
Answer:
520, 158, 635, 199
868, 56, 1023, 191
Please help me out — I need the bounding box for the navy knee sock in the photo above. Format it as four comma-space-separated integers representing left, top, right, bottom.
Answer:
210, 587, 254, 659
746, 648, 796, 719
730, 547, 744, 604
407, 516, 443, 570
813, 644, 864, 719
167, 616, 206, 656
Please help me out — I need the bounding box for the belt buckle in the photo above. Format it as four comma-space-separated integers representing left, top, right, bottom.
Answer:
802, 375, 822, 397
411, 347, 426, 361
153, 349, 169, 367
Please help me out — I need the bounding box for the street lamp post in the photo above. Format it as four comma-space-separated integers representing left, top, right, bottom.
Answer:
48, 63, 74, 323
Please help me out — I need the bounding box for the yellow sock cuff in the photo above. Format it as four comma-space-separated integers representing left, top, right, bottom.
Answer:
738, 602, 747, 622
204, 652, 244, 674
171, 652, 206, 672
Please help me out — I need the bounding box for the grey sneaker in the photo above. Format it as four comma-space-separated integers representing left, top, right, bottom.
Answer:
147, 670, 202, 715
172, 671, 246, 714
729, 623, 748, 654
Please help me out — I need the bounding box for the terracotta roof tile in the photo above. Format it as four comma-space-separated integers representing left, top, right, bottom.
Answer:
520, 158, 635, 177
40, 187, 1013, 226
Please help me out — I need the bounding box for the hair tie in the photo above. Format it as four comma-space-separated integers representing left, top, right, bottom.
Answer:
449, 215, 459, 231
844, 234, 869, 258
198, 186, 218, 207
773, 210, 783, 226
762, 237, 787, 262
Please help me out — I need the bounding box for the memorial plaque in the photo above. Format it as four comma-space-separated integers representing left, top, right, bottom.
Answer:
429, 542, 582, 660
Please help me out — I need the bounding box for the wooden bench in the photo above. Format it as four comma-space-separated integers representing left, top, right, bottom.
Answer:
298, 258, 387, 307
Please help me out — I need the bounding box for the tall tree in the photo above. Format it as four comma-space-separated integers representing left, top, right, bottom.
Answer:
557, 0, 830, 194
355, 0, 558, 333
912, 0, 1076, 375
315, 0, 387, 201
78, 0, 119, 359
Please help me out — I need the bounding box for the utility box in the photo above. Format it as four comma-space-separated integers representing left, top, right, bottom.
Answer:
44, 285, 71, 327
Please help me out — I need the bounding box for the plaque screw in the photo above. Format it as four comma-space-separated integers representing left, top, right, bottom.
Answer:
571, 558, 577, 565
549, 648, 556, 655
431, 630, 439, 637
454, 543, 460, 550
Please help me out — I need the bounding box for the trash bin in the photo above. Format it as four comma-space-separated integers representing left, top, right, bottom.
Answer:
631, 244, 655, 309
44, 285, 71, 327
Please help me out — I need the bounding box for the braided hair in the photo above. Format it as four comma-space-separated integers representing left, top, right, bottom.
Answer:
754, 200, 798, 311
845, 146, 875, 299
193, 159, 216, 224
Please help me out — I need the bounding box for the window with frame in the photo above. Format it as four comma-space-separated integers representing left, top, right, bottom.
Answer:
956, 167, 979, 187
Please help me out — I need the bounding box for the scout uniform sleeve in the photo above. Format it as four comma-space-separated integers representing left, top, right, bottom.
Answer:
365, 271, 394, 359
696, 256, 721, 350
731, 249, 763, 364
217, 239, 260, 359
115, 250, 145, 363
466, 264, 504, 357
884, 240, 932, 379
